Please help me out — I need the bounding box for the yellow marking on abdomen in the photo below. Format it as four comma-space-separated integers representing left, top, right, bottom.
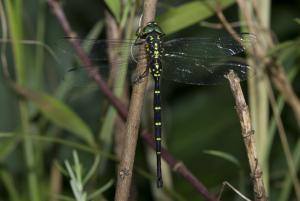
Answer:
155, 122, 162, 126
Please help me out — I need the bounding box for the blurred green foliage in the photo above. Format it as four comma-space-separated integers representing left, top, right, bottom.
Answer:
0, 0, 300, 201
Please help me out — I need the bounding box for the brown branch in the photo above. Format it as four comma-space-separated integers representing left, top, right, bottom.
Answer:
268, 64, 300, 127
47, 1, 218, 200
214, 2, 239, 42
114, 0, 158, 200
225, 71, 267, 201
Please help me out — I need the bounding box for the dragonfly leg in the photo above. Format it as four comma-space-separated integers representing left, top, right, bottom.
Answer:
132, 68, 149, 84
133, 38, 145, 46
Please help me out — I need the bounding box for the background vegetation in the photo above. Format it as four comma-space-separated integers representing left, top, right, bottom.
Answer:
0, 0, 300, 201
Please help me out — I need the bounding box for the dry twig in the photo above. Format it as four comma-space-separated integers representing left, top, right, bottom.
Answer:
114, 1, 158, 200
225, 70, 267, 201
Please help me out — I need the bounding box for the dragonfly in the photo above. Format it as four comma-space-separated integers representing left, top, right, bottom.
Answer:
60, 21, 255, 188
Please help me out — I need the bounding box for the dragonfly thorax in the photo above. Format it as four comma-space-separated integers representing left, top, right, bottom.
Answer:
145, 32, 164, 80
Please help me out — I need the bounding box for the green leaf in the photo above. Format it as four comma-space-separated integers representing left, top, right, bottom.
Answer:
203, 150, 240, 167
10, 83, 95, 146
104, 0, 121, 23
157, 0, 235, 35
65, 152, 88, 201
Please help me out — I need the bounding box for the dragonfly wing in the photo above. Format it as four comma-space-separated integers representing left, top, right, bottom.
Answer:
55, 38, 145, 67
61, 59, 141, 94
55, 38, 147, 91
161, 54, 250, 85
163, 33, 256, 58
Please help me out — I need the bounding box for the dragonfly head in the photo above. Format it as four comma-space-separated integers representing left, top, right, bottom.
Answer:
137, 21, 165, 39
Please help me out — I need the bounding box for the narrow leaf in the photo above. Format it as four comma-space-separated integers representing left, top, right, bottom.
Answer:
104, 0, 121, 22
10, 83, 95, 146
203, 150, 240, 167
157, 0, 235, 34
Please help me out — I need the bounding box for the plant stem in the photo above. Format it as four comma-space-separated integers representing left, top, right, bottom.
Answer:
226, 71, 267, 201
114, 0, 158, 200
4, 1, 40, 201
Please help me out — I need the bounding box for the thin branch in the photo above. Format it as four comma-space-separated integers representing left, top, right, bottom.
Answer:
47, 1, 218, 200
225, 70, 267, 201
268, 64, 300, 127
214, 2, 239, 42
114, 0, 158, 200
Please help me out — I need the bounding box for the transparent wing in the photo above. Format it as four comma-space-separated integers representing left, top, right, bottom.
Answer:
163, 33, 256, 59
56, 34, 255, 89
160, 33, 254, 85
55, 37, 149, 88
55, 37, 146, 66
161, 55, 250, 85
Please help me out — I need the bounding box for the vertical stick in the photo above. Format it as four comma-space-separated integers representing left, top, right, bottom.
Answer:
114, 1, 158, 201
225, 71, 267, 201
